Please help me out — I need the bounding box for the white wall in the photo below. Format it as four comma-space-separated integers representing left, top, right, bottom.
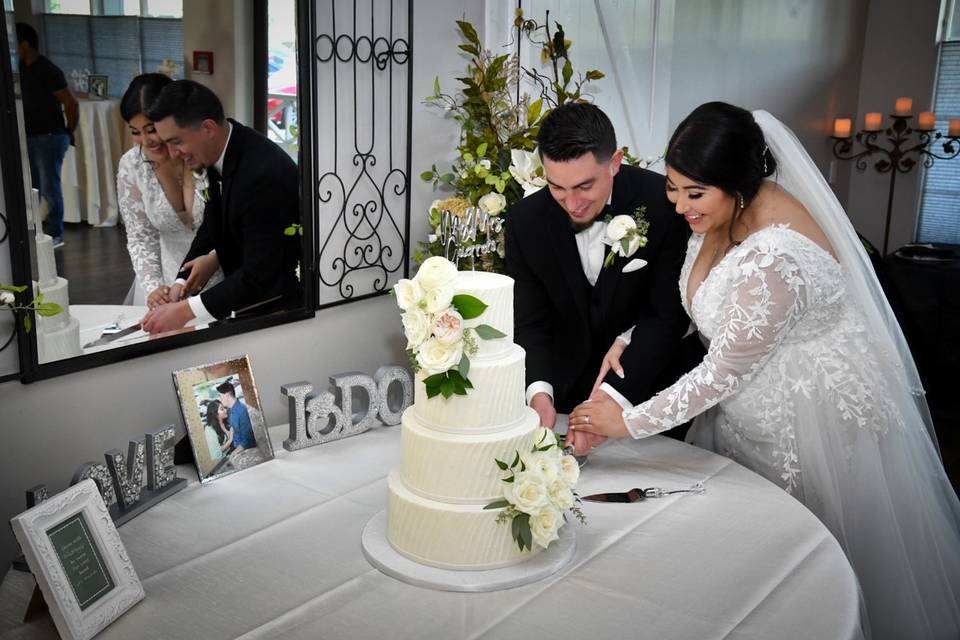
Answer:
667, 0, 870, 207
845, 0, 941, 252
182, 0, 255, 126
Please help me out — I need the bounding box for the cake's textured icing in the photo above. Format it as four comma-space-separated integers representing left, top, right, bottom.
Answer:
387, 269, 542, 570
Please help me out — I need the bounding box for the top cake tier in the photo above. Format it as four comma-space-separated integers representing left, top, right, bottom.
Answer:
456, 271, 513, 359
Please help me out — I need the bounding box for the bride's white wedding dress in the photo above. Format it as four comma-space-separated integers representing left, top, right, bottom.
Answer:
619, 113, 960, 639
117, 146, 222, 304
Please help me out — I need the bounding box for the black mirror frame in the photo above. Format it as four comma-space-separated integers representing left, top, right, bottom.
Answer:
0, 0, 317, 383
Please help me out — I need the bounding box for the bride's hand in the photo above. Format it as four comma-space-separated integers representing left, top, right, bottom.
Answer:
592, 337, 627, 392
570, 396, 629, 440
146, 285, 172, 309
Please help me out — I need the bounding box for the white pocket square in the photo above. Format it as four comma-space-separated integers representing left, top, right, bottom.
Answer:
622, 258, 648, 273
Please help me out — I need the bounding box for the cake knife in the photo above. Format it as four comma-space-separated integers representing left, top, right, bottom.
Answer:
581, 481, 705, 503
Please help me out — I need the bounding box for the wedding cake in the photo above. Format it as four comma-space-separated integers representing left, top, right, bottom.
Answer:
387, 260, 549, 570
34, 232, 82, 363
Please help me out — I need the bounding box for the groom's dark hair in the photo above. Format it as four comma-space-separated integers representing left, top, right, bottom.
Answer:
146, 79, 225, 128
216, 381, 236, 397
537, 103, 617, 163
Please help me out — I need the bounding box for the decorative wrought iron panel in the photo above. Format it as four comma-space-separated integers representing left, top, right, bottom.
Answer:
313, 0, 412, 307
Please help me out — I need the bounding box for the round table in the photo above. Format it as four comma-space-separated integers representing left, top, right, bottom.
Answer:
0, 426, 863, 639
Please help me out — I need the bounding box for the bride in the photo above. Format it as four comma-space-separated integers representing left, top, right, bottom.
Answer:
116, 73, 221, 308
568, 102, 960, 639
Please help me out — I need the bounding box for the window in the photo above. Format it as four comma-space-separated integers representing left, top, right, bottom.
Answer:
40, 1, 183, 99
918, 2, 960, 243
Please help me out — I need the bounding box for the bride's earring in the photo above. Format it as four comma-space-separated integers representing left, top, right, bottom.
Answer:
737, 193, 745, 211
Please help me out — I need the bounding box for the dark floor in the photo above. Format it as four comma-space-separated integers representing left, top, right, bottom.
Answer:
52, 222, 133, 304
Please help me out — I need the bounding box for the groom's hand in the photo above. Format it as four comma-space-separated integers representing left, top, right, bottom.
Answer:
530, 392, 557, 430
141, 300, 195, 335
182, 253, 219, 296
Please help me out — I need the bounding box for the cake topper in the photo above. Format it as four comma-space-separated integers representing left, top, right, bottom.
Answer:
438, 206, 503, 270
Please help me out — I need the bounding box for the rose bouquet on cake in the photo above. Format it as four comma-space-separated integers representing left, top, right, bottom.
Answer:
394, 256, 506, 399
485, 428, 585, 551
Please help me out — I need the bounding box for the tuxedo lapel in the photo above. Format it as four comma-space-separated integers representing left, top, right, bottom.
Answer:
546, 205, 591, 331
219, 120, 243, 233
598, 171, 638, 313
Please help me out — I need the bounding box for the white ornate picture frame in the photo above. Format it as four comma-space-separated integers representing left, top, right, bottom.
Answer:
10, 480, 144, 640
172, 355, 275, 483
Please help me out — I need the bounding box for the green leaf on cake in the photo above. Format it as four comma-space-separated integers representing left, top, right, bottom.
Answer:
511, 452, 520, 469
440, 377, 454, 399
452, 294, 488, 319
35, 302, 62, 317
495, 458, 509, 471
459, 353, 470, 378
474, 324, 506, 340
516, 513, 532, 551
484, 499, 509, 510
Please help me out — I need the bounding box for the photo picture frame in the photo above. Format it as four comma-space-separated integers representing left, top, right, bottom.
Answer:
87, 74, 108, 100
192, 50, 214, 75
10, 480, 145, 640
172, 355, 274, 483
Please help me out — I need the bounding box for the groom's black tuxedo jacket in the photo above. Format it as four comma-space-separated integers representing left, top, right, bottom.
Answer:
505, 165, 691, 413
181, 119, 300, 319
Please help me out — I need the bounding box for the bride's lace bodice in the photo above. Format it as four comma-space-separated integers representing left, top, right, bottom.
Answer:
117, 146, 206, 295
624, 224, 900, 492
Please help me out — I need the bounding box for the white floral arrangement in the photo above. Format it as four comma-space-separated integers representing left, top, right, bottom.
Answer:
603, 205, 650, 267
484, 428, 586, 551
394, 256, 506, 399
193, 169, 211, 202
508, 148, 548, 198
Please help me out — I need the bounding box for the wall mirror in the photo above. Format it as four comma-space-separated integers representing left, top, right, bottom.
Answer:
0, 0, 316, 382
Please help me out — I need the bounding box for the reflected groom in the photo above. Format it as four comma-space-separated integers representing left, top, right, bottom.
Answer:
505, 103, 694, 436
141, 80, 300, 334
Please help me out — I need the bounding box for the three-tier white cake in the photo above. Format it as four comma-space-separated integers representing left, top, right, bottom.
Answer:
386, 271, 543, 570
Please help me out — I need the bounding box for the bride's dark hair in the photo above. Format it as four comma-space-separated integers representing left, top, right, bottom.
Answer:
120, 73, 173, 123
666, 101, 776, 206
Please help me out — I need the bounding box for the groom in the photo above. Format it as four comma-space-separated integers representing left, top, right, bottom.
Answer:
140, 80, 300, 334
505, 103, 692, 433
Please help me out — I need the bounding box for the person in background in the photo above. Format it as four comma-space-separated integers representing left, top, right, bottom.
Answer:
16, 22, 78, 248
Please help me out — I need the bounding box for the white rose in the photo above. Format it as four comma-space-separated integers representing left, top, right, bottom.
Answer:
606, 214, 637, 242
479, 158, 492, 170
532, 426, 556, 449
524, 449, 560, 484
0, 291, 14, 305
416, 337, 463, 375
530, 505, 562, 549
416, 256, 458, 292
504, 470, 550, 515
401, 308, 430, 349
559, 454, 580, 487
547, 479, 575, 511
422, 283, 455, 314
432, 308, 464, 345
478, 192, 508, 217
393, 278, 423, 310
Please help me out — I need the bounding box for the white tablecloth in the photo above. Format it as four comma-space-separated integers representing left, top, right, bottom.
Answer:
1, 426, 863, 640
62, 99, 126, 226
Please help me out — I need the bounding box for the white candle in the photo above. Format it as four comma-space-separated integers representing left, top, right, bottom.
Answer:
864, 112, 883, 131
833, 118, 852, 138
918, 111, 936, 130
895, 97, 913, 116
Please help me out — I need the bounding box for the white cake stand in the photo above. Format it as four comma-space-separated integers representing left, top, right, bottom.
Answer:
361, 510, 576, 592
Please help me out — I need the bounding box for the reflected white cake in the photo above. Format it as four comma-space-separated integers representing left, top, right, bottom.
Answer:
33, 233, 81, 363
387, 271, 543, 570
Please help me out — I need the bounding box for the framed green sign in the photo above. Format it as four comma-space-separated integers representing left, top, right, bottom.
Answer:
11, 480, 144, 640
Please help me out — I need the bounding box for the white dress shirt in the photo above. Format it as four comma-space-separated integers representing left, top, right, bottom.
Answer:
526, 194, 633, 413
182, 123, 233, 324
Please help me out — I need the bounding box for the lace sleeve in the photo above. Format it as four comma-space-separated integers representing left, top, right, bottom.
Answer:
623, 244, 808, 438
117, 156, 164, 294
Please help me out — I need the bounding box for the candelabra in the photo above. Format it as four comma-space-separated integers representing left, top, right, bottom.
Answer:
830, 106, 960, 256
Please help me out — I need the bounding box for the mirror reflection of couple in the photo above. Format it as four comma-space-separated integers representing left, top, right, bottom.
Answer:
511, 102, 960, 638
116, 74, 300, 335
202, 380, 257, 470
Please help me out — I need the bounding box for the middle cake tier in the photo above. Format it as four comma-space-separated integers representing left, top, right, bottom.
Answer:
413, 344, 527, 431
400, 406, 541, 503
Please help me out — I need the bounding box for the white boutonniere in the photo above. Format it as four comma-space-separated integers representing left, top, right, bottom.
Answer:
603, 205, 650, 268
193, 169, 210, 202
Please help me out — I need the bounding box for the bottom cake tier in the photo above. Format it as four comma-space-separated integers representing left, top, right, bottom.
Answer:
387, 470, 542, 570
37, 315, 82, 364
